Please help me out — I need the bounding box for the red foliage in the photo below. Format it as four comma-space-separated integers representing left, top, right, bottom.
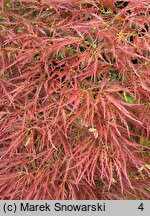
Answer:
0, 0, 150, 199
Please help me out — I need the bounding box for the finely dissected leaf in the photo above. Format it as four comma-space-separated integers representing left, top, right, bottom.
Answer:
123, 92, 134, 104
88, 128, 98, 139
0, 0, 150, 200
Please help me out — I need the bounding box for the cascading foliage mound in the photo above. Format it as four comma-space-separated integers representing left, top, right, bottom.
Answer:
0, 0, 150, 199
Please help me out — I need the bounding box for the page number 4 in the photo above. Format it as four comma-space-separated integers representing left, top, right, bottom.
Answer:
138, 203, 144, 211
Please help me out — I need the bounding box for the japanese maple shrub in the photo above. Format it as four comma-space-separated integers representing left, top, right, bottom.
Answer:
0, 0, 150, 199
